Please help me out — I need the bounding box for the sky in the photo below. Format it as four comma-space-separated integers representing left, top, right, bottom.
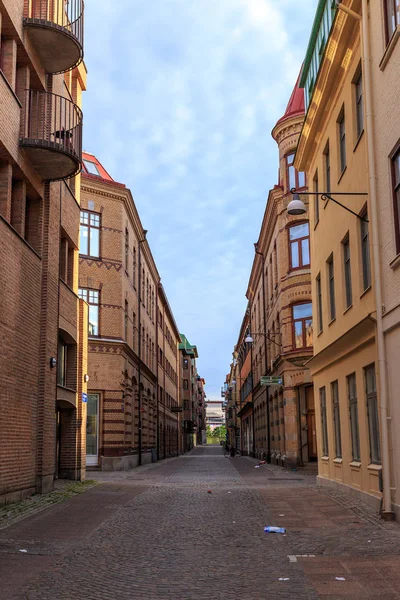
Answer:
83, 0, 317, 400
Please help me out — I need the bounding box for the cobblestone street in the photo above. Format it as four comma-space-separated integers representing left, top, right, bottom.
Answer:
1, 446, 400, 599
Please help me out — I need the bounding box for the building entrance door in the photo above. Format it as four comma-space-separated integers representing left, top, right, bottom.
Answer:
306, 387, 317, 460
86, 394, 99, 466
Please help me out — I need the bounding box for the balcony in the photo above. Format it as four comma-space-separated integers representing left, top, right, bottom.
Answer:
23, 0, 84, 74
20, 90, 82, 181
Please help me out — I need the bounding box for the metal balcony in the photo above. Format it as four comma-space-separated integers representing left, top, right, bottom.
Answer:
23, 0, 84, 74
20, 90, 82, 181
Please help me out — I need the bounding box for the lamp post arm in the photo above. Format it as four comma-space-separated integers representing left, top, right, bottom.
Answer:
321, 194, 369, 222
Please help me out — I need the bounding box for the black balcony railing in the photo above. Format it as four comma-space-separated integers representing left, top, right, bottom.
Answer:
24, 0, 84, 73
20, 89, 83, 181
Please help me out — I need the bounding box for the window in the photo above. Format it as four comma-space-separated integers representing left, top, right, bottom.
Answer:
133, 247, 137, 287
125, 229, 129, 271
78, 289, 100, 336
365, 365, 381, 464
183, 379, 189, 390
324, 142, 331, 193
183, 358, 189, 369
133, 312, 136, 348
392, 148, 400, 252
384, 0, 400, 42
83, 159, 101, 176
320, 387, 329, 456
343, 237, 352, 308
316, 273, 323, 333
286, 152, 306, 191
360, 213, 371, 290
292, 303, 313, 348
57, 338, 68, 387
141, 268, 145, 302
289, 223, 310, 269
80, 211, 100, 257
327, 255, 336, 321
124, 300, 128, 340
314, 170, 319, 224
184, 399, 189, 410
348, 373, 360, 461
355, 70, 364, 138
331, 381, 342, 458
338, 109, 346, 173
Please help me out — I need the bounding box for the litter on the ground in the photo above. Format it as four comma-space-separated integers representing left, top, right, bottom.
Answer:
227, 491, 231, 494
255, 465, 260, 468
19, 549, 28, 553
264, 526, 286, 534
278, 578, 290, 581
207, 490, 212, 494
335, 577, 346, 581
279, 514, 285, 516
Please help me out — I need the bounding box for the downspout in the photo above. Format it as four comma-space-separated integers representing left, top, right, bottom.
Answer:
255, 246, 271, 463
156, 285, 160, 461
360, 0, 393, 518
137, 233, 147, 466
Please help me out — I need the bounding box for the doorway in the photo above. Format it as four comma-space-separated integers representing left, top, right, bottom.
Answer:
305, 386, 317, 460
86, 394, 99, 466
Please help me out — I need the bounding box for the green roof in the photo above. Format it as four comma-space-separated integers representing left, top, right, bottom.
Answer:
300, 0, 328, 88
179, 333, 198, 358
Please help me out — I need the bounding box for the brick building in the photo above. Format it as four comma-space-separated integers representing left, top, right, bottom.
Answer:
234, 310, 254, 456
242, 74, 314, 469
179, 334, 201, 452
79, 152, 160, 469
0, 0, 87, 503
157, 284, 180, 459
196, 376, 207, 445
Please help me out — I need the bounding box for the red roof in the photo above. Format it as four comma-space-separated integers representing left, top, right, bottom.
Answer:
275, 69, 305, 126
82, 152, 125, 187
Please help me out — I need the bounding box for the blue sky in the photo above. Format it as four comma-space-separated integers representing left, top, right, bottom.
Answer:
83, 0, 317, 400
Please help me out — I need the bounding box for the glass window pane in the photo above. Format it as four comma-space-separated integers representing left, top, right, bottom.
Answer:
86, 394, 99, 456
83, 160, 100, 176
90, 227, 100, 257
78, 288, 87, 301
294, 321, 303, 348
80, 211, 89, 225
302, 238, 310, 265
286, 153, 295, 166
290, 223, 309, 240
305, 319, 313, 346
90, 213, 100, 227
298, 171, 306, 188
291, 242, 300, 268
293, 303, 312, 319
80, 225, 88, 255
89, 305, 99, 335
289, 166, 296, 189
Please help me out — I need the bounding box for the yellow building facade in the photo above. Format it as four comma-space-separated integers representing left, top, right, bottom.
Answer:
296, 1, 382, 508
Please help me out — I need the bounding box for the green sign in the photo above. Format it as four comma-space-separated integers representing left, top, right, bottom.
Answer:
260, 376, 283, 386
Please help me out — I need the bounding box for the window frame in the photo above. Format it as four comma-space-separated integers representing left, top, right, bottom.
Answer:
314, 170, 319, 225
288, 221, 310, 270
364, 364, 381, 465
327, 254, 336, 321
331, 380, 342, 458
78, 288, 100, 336
347, 373, 361, 462
292, 302, 313, 350
316, 272, 323, 333
324, 142, 331, 194
79, 210, 101, 258
342, 236, 353, 309
285, 152, 306, 192
391, 146, 400, 254
338, 108, 346, 174
320, 386, 329, 457
384, 0, 400, 44
354, 68, 364, 140
360, 210, 371, 291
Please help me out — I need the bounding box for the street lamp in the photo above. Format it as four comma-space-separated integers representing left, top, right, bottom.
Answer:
287, 188, 368, 221
245, 331, 282, 348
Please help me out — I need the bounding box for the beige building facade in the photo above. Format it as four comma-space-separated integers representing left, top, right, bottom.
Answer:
296, 0, 382, 508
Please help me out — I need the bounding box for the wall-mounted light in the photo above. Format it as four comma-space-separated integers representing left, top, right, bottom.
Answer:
84, 374, 89, 383
50, 357, 57, 368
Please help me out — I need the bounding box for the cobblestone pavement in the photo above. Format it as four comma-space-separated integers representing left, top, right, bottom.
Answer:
1, 446, 400, 599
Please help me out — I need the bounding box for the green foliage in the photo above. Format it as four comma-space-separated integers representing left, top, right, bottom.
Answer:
211, 425, 227, 438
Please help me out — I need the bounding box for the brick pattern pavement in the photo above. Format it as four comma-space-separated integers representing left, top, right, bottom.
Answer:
0, 446, 399, 599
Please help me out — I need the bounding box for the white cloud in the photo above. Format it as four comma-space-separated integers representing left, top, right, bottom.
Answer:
83, 0, 316, 397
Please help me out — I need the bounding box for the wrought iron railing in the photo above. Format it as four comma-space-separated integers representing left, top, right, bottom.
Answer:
21, 89, 83, 175
24, 0, 84, 61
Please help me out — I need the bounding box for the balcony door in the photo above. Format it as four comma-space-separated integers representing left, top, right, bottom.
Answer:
86, 394, 99, 466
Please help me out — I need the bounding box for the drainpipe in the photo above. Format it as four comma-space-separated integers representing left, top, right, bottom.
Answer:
137, 232, 147, 467
338, 0, 393, 518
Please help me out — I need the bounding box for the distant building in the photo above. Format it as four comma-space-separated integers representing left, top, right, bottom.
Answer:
206, 400, 225, 431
